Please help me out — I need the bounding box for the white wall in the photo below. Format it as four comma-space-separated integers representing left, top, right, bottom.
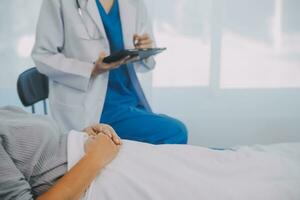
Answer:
152, 88, 300, 147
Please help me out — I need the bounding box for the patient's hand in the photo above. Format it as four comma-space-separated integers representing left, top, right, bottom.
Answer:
84, 133, 120, 168
83, 124, 122, 145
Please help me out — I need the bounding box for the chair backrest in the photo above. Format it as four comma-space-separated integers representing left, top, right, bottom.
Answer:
17, 67, 49, 109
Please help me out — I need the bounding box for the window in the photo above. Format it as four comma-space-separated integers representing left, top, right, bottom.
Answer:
151, 0, 212, 87
0, 1, 41, 89
220, 0, 300, 89
0, 1, 41, 108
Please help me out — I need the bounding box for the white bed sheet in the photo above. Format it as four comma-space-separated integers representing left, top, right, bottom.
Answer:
68, 131, 300, 200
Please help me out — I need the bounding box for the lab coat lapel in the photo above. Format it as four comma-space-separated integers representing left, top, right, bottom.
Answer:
119, 0, 137, 49
118, 0, 151, 111
86, 0, 108, 41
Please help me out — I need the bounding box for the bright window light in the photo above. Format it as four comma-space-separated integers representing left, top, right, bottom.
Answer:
152, 0, 211, 88
220, 0, 300, 89
17, 35, 35, 58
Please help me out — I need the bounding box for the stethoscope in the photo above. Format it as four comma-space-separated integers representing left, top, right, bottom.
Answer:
76, 0, 83, 17
75, 0, 103, 39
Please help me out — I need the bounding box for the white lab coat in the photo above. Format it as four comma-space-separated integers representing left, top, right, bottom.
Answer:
32, 0, 156, 133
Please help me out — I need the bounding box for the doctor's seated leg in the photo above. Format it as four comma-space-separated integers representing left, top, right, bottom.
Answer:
105, 111, 188, 144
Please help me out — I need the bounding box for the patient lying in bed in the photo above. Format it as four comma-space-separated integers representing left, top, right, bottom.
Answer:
1, 106, 300, 200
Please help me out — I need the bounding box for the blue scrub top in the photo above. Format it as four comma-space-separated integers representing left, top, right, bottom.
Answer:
96, 0, 140, 123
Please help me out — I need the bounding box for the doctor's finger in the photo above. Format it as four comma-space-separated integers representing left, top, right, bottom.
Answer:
133, 34, 146, 45
139, 33, 150, 40
96, 52, 107, 64
133, 34, 140, 42
136, 41, 152, 49
136, 40, 153, 48
136, 39, 152, 46
107, 56, 130, 68
101, 60, 122, 70
99, 52, 107, 59
136, 44, 152, 49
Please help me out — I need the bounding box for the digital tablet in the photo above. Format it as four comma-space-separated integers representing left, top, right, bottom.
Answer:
103, 48, 167, 64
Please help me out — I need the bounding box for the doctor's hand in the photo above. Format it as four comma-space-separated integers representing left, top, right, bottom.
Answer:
92, 52, 129, 77
133, 33, 153, 49
83, 124, 122, 145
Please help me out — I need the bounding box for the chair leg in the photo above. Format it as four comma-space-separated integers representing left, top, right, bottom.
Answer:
31, 105, 35, 114
43, 100, 48, 115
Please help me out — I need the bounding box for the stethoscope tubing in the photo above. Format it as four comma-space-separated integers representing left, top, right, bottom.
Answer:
76, 0, 83, 16
75, 0, 103, 39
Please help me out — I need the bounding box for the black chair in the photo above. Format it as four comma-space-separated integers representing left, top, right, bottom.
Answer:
17, 67, 49, 114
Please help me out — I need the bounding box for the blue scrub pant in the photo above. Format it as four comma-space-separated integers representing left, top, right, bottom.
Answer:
102, 109, 188, 144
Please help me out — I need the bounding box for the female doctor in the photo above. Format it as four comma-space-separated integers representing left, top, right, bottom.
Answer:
31, 0, 188, 144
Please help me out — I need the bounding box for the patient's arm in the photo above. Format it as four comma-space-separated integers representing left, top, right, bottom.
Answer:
37, 133, 120, 200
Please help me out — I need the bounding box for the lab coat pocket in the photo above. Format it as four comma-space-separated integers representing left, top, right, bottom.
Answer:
50, 81, 87, 106
50, 100, 85, 132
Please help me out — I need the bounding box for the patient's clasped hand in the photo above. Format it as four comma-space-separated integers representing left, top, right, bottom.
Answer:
1, 106, 300, 200
83, 124, 122, 168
